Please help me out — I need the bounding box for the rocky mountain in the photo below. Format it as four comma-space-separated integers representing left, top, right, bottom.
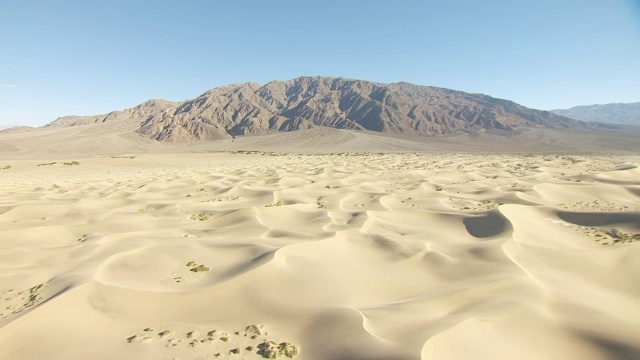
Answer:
47, 99, 179, 127
47, 76, 586, 142
551, 102, 640, 124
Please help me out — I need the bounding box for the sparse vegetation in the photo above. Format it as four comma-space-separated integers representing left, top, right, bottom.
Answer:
560, 200, 633, 212
190, 213, 210, 221
258, 341, 279, 359
605, 228, 640, 244
77, 234, 89, 242
30, 284, 43, 294
245, 325, 262, 335
184, 261, 210, 273
579, 226, 640, 245
265, 201, 283, 207
278, 342, 299, 358
190, 264, 210, 272
1, 165, 10, 170
202, 195, 240, 202
124, 323, 298, 358
1, 282, 47, 319
257, 341, 298, 358
37, 162, 57, 167
63, 161, 80, 166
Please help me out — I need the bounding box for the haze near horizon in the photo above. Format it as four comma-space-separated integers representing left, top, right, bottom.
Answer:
1, 0, 639, 127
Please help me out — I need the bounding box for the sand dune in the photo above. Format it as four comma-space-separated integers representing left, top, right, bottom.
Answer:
1, 152, 639, 359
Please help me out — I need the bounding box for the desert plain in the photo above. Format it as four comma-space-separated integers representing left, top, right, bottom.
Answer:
0, 127, 639, 360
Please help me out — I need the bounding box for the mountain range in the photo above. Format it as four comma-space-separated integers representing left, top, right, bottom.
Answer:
551, 102, 640, 124
47, 76, 587, 143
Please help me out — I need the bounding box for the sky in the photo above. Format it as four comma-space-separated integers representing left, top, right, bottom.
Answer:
1, 0, 639, 127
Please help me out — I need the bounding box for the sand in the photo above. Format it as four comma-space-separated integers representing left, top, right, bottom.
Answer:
0, 151, 639, 360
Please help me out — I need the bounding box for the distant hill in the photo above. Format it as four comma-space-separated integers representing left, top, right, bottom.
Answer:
47, 99, 180, 127
47, 76, 586, 143
551, 102, 640, 124
0, 125, 33, 132
0, 125, 21, 131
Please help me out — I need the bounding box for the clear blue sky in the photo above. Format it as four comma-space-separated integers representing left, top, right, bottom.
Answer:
1, 0, 639, 126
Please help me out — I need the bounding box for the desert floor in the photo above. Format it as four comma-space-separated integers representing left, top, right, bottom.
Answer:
0, 152, 639, 360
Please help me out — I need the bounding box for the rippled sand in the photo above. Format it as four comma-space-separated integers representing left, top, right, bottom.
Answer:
0, 152, 639, 360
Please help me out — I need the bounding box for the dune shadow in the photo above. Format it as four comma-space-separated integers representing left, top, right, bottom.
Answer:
214, 250, 276, 283
301, 308, 417, 360
463, 211, 510, 238
557, 211, 640, 227
577, 332, 640, 360
624, 187, 640, 197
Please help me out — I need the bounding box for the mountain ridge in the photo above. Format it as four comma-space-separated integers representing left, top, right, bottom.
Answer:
47, 76, 587, 143
551, 102, 640, 124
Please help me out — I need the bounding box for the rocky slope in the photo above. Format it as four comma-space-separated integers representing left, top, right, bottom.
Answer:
552, 102, 640, 124
47, 99, 179, 127
47, 76, 585, 142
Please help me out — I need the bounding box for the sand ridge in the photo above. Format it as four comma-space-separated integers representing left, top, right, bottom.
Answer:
0, 152, 639, 359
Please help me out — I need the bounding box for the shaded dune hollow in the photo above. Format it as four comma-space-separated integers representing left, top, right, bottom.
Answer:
463, 211, 511, 238
557, 211, 640, 227
0, 152, 639, 360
